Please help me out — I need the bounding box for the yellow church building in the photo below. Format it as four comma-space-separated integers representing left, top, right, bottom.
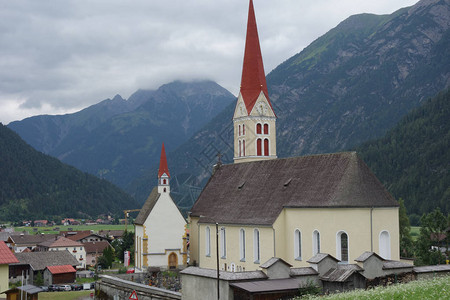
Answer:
188, 0, 399, 272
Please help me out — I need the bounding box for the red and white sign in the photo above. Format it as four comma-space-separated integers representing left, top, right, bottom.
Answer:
129, 290, 138, 300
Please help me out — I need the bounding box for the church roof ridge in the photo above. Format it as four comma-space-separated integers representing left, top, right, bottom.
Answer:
158, 143, 170, 178
134, 187, 161, 225
240, 0, 274, 115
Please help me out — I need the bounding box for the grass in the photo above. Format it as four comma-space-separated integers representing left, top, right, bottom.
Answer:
299, 275, 450, 299
14, 224, 133, 235
40, 290, 92, 300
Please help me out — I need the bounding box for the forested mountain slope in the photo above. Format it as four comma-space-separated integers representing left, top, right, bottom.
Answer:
0, 123, 138, 221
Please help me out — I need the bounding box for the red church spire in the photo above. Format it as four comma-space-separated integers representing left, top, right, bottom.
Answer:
240, 0, 273, 115
158, 143, 170, 178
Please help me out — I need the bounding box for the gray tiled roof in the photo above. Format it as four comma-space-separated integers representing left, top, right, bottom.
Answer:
134, 187, 160, 225
12, 250, 79, 270
321, 264, 363, 282
260, 257, 292, 269
307, 253, 339, 264
8, 234, 59, 246
383, 260, 414, 270
414, 265, 450, 273
354, 251, 384, 262
290, 267, 318, 276
191, 152, 398, 225
180, 267, 267, 281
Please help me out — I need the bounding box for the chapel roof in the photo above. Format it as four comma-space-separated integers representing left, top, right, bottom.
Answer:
190, 152, 398, 226
134, 187, 160, 225
158, 143, 170, 178
239, 0, 274, 115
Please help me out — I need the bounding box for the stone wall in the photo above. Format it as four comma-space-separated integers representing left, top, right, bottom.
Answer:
96, 275, 181, 300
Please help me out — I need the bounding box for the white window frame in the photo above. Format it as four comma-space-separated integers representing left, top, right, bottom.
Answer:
239, 229, 246, 262
336, 231, 349, 263
253, 229, 260, 263
294, 229, 302, 261
379, 230, 391, 259
312, 230, 320, 255
220, 227, 226, 259
205, 226, 211, 257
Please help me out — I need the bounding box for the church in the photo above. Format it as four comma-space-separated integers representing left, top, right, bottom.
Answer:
134, 144, 187, 270
187, 0, 400, 273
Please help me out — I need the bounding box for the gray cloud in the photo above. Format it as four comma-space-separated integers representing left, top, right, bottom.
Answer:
0, 0, 418, 124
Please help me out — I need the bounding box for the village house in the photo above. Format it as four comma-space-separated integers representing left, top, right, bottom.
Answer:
83, 241, 112, 267
43, 265, 77, 285
134, 143, 187, 270
9, 251, 78, 286
0, 241, 18, 299
36, 236, 86, 269
6, 234, 58, 253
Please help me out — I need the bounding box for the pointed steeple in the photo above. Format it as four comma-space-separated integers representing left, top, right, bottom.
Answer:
240, 0, 274, 115
158, 143, 170, 178
233, 0, 277, 164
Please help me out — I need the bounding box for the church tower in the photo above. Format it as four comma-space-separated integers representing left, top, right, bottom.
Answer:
233, 0, 277, 163
158, 143, 170, 193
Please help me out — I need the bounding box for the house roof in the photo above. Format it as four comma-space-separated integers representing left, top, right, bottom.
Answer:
135, 187, 160, 225
0, 241, 18, 264
260, 257, 292, 269
180, 267, 267, 281
83, 241, 111, 254
354, 251, 384, 262
46, 264, 76, 274
239, 0, 274, 115
321, 264, 363, 282
12, 251, 79, 271
39, 236, 83, 248
382, 260, 414, 270
66, 231, 93, 241
290, 267, 318, 276
191, 152, 398, 226
307, 253, 339, 264
158, 143, 170, 178
230, 278, 300, 293
8, 234, 59, 246
98, 230, 124, 239
4, 285, 43, 295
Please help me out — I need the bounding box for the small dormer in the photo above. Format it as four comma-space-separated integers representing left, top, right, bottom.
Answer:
157, 143, 170, 194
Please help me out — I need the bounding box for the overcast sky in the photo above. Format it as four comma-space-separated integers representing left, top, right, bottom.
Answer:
0, 0, 419, 124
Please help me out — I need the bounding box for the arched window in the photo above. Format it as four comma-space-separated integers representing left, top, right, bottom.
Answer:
243, 140, 246, 156
264, 123, 269, 135
205, 227, 211, 257
163, 179, 167, 185
240, 229, 246, 261
336, 231, 348, 263
239, 125, 241, 136
243, 124, 245, 135
239, 140, 241, 157
256, 123, 262, 134
264, 139, 269, 156
253, 229, 260, 263
313, 230, 320, 255
257, 139, 262, 156
294, 229, 302, 260
379, 231, 391, 259
220, 227, 226, 258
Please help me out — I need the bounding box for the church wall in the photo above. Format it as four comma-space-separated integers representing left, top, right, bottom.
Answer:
276, 207, 399, 267
142, 193, 186, 268
135, 225, 144, 269
197, 224, 274, 272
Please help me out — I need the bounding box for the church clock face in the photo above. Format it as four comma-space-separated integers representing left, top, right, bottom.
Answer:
256, 102, 268, 115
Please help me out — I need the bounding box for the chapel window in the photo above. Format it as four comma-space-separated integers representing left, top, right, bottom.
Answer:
243, 140, 246, 156
379, 231, 391, 259
264, 123, 269, 135
220, 227, 226, 259
239, 125, 241, 136
205, 227, 211, 257
243, 124, 245, 135
239, 140, 242, 157
337, 231, 349, 263
240, 229, 246, 261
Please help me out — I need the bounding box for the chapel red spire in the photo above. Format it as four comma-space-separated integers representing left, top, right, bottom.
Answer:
158, 143, 170, 178
240, 0, 273, 115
